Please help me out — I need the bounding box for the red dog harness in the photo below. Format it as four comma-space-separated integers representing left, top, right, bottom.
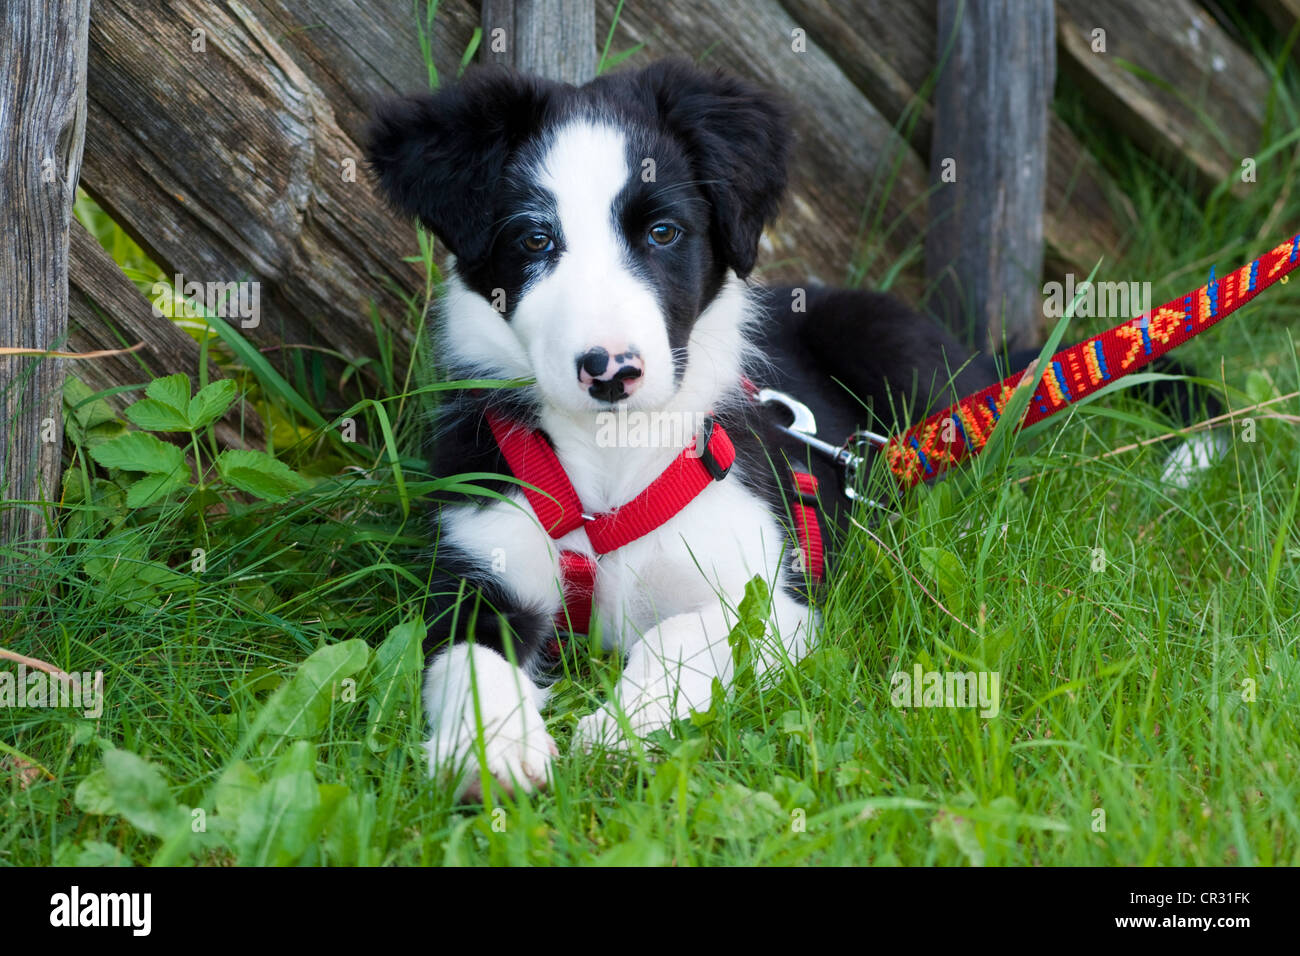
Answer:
485, 409, 823, 634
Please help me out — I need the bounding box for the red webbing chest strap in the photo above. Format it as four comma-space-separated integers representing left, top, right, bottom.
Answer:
790, 470, 825, 581
486, 410, 744, 633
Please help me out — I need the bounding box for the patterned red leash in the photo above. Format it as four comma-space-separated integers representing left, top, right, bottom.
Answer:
884, 233, 1300, 488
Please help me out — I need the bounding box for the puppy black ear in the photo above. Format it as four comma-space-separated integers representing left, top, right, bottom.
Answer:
637, 59, 792, 278
365, 70, 555, 263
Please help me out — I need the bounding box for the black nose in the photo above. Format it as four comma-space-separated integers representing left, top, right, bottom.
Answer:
577, 348, 609, 380
588, 368, 641, 402
576, 346, 644, 402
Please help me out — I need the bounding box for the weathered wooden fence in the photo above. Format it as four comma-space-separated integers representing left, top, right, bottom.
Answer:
1, 0, 1287, 552
1, 0, 90, 550
926, 0, 1054, 352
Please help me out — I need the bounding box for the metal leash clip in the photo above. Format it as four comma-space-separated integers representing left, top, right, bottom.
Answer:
755, 388, 893, 508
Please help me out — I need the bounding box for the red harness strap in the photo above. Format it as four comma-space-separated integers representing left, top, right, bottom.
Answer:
584, 417, 736, 553
486, 410, 741, 633
484, 413, 586, 538
790, 470, 825, 581
556, 551, 597, 634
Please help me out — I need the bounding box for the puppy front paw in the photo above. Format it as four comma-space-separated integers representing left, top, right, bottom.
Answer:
572, 705, 625, 752
428, 702, 557, 800
424, 644, 557, 799
572, 696, 673, 752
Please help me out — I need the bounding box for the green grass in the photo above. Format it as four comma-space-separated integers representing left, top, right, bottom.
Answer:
3, 11, 1300, 867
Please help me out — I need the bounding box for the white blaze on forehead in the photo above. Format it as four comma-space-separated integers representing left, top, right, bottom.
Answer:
536, 120, 630, 257
517, 117, 673, 412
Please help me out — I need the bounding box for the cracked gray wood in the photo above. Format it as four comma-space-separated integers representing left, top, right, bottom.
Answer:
483, 0, 597, 82
1056, 0, 1268, 191
777, 0, 1136, 285
1, 0, 91, 552
78, 0, 426, 405
925, 0, 1054, 351
66, 220, 265, 453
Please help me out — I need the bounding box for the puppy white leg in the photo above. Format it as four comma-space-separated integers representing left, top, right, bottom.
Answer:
424, 643, 557, 799
574, 592, 815, 747
1161, 429, 1229, 488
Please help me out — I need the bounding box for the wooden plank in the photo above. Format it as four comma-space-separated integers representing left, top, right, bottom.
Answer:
244, 0, 480, 146
1256, 1, 1300, 70
1258, 0, 1300, 37
1259, 0, 1300, 22
66, 221, 265, 452
79, 0, 425, 404
778, 0, 937, 149
779, 0, 1134, 287
925, 0, 1054, 351
483, 0, 597, 82
1057, 0, 1269, 189
1041, 119, 1136, 278
0, 0, 91, 550
595, 0, 930, 294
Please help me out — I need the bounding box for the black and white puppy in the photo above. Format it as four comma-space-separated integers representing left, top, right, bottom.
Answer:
366, 60, 1020, 798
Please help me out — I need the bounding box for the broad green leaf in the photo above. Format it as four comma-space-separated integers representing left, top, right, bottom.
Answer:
134, 560, 191, 592
313, 784, 350, 841
234, 742, 343, 866
82, 531, 190, 601
64, 406, 128, 450
780, 710, 808, 736
62, 473, 122, 509
62, 477, 129, 539
71, 721, 98, 747
594, 840, 667, 866
145, 373, 191, 413
646, 759, 680, 804
216, 448, 312, 501
87, 421, 129, 449
214, 760, 262, 821
980, 625, 1016, 663
694, 782, 785, 840
81, 529, 147, 581
235, 770, 319, 865
81, 556, 150, 601
322, 791, 375, 866
124, 398, 192, 432
726, 575, 769, 679
918, 481, 956, 526
101, 748, 186, 838
365, 619, 424, 752
188, 379, 238, 429
74, 768, 115, 815
124, 467, 190, 508
1245, 369, 1276, 405
63, 377, 120, 431
931, 810, 985, 866
259, 640, 370, 739
918, 546, 967, 616
53, 840, 129, 867
771, 774, 816, 810
688, 676, 725, 729
90, 431, 184, 474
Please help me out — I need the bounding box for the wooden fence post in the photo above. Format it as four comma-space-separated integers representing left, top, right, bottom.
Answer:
482, 0, 597, 82
925, 0, 1054, 352
0, 0, 91, 553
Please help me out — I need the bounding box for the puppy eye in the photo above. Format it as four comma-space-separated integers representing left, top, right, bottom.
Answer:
647, 223, 680, 246
522, 232, 555, 253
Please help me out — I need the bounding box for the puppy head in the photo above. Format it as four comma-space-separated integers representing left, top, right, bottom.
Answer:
367, 60, 790, 413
